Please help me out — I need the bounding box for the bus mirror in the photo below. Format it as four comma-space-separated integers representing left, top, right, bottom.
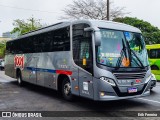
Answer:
84, 27, 101, 46
84, 27, 98, 32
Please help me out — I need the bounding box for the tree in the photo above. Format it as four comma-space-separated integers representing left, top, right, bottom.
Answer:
113, 17, 160, 44
0, 40, 6, 58
61, 0, 127, 20
11, 17, 43, 36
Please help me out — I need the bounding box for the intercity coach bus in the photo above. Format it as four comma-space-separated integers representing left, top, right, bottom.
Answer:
5, 20, 156, 101
146, 44, 160, 81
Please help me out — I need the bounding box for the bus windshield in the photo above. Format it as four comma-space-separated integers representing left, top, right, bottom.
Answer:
97, 28, 149, 68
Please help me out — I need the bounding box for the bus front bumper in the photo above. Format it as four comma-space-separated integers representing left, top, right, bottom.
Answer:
94, 78, 152, 101
98, 91, 150, 101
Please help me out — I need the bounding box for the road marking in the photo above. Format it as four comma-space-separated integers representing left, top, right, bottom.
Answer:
138, 98, 160, 104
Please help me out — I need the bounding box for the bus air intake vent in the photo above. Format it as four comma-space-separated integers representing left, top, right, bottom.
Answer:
113, 72, 146, 80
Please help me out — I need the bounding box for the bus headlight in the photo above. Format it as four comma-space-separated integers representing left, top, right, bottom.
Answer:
100, 77, 116, 86
145, 73, 156, 84
151, 74, 156, 80
145, 74, 152, 83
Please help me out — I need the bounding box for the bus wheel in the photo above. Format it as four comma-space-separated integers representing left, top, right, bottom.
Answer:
62, 79, 73, 101
17, 71, 23, 86
151, 66, 159, 70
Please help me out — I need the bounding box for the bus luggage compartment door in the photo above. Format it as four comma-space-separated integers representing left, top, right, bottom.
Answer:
28, 57, 39, 84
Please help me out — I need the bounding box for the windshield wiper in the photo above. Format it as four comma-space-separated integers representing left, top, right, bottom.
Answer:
116, 39, 145, 69
125, 40, 145, 69
115, 39, 128, 69
130, 49, 145, 69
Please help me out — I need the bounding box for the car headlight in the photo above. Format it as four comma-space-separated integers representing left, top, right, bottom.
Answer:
100, 77, 116, 86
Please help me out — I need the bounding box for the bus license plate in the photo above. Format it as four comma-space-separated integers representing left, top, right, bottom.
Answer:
128, 87, 137, 93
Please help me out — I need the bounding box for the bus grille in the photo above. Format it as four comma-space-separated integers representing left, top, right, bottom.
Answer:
113, 72, 146, 80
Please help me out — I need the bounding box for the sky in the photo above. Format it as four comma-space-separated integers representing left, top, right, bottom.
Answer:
0, 0, 160, 37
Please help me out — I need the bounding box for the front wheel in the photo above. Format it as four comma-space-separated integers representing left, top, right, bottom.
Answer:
151, 65, 159, 70
62, 79, 73, 101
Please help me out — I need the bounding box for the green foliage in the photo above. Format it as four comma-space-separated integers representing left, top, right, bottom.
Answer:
11, 17, 43, 36
113, 17, 160, 44
0, 40, 6, 58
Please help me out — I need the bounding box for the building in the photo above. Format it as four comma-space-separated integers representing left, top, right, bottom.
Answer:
2, 32, 18, 39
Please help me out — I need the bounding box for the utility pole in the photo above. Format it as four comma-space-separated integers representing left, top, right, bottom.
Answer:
30, 17, 34, 30
107, 0, 110, 20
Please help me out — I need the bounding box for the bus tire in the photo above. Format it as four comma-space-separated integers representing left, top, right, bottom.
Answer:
17, 70, 24, 86
151, 65, 159, 70
62, 78, 73, 101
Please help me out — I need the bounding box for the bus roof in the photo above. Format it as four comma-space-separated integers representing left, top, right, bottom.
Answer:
72, 19, 141, 33
146, 44, 160, 49
9, 19, 141, 42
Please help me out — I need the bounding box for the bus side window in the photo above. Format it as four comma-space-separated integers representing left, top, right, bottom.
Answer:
53, 27, 70, 52
6, 42, 11, 54
150, 49, 160, 59
80, 41, 89, 59
73, 24, 93, 74
147, 50, 150, 58
158, 49, 160, 58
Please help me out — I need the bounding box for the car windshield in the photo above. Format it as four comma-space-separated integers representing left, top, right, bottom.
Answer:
97, 28, 149, 68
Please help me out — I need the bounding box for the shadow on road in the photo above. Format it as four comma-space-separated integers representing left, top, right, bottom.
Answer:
9, 81, 149, 111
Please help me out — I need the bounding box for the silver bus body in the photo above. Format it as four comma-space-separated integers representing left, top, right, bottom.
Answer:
5, 20, 153, 101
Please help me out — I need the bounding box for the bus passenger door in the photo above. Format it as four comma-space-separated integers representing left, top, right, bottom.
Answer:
72, 23, 94, 99
28, 57, 39, 84
78, 40, 94, 99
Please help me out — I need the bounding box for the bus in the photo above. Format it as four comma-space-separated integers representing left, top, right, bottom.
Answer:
146, 44, 160, 81
5, 20, 156, 101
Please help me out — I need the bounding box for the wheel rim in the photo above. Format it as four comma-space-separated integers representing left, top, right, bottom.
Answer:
64, 82, 71, 96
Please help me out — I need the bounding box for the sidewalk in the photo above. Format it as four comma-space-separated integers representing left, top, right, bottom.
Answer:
0, 71, 16, 83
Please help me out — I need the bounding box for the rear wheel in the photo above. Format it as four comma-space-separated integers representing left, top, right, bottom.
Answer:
151, 65, 159, 70
17, 70, 24, 86
62, 79, 73, 101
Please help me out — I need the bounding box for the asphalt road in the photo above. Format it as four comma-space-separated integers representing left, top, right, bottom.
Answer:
0, 71, 160, 120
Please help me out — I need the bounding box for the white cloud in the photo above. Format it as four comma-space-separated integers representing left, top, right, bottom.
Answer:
0, 0, 160, 36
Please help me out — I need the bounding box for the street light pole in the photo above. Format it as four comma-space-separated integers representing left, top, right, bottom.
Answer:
107, 0, 110, 20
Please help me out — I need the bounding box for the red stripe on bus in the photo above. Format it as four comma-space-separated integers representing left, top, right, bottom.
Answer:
56, 70, 72, 75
